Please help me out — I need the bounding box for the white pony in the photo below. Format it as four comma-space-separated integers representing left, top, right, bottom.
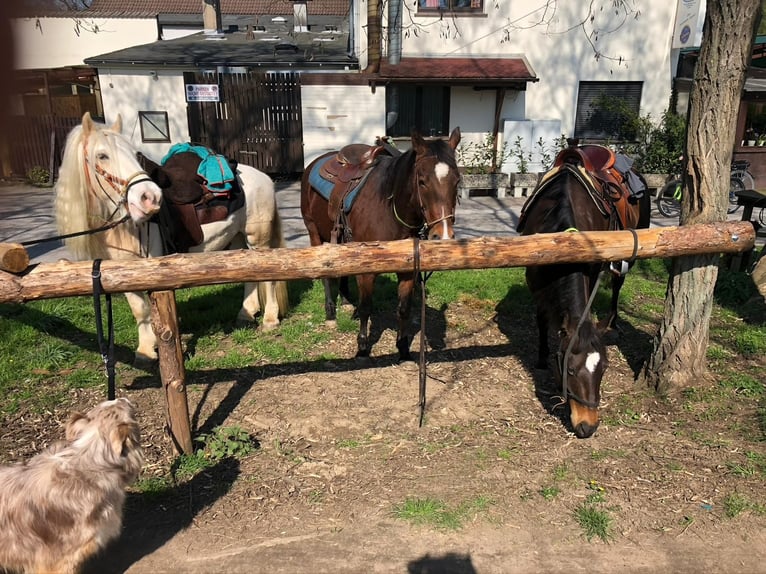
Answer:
55, 112, 289, 365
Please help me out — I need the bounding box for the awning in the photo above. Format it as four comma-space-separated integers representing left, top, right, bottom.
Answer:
370, 57, 538, 88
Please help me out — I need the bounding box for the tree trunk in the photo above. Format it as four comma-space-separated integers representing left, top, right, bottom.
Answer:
643, 0, 761, 394
365, 0, 381, 73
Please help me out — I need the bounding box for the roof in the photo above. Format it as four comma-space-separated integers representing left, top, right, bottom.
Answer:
84, 25, 355, 71
372, 57, 538, 88
18, 0, 349, 18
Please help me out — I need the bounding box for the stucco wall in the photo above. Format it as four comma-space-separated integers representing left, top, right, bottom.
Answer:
98, 70, 190, 161
13, 17, 158, 70
301, 84, 386, 167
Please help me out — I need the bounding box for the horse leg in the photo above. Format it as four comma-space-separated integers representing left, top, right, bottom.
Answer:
395, 272, 416, 362
238, 281, 282, 331
339, 276, 354, 308
599, 273, 627, 331
535, 307, 549, 369
355, 273, 375, 358
323, 277, 340, 327
125, 291, 158, 367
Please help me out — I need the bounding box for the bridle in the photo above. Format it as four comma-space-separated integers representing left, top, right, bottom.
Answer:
555, 269, 604, 410
82, 131, 155, 223
391, 153, 456, 238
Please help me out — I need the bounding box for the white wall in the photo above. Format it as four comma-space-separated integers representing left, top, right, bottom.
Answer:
13, 17, 158, 70
301, 84, 386, 166
371, 0, 677, 139
98, 70, 190, 161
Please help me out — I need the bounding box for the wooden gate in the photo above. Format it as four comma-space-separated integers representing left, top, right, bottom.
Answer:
3, 115, 81, 179
185, 71, 303, 175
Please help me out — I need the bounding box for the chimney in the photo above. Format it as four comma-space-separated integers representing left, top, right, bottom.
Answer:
294, 1, 308, 33
202, 0, 223, 35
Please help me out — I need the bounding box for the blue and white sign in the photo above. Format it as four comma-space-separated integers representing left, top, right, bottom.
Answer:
186, 84, 220, 102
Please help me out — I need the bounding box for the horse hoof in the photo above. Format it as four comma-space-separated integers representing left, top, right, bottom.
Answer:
355, 349, 371, 359
398, 351, 414, 363
261, 320, 279, 332
134, 354, 158, 371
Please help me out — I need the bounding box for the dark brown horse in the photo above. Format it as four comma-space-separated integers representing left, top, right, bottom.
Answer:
517, 155, 650, 438
300, 128, 461, 360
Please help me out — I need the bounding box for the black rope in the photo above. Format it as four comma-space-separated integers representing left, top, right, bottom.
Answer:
20, 212, 130, 247
92, 259, 116, 400
414, 238, 428, 427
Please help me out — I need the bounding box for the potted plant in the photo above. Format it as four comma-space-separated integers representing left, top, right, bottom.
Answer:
456, 133, 511, 198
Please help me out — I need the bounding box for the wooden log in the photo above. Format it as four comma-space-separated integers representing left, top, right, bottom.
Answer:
0, 222, 756, 304
149, 290, 193, 455
752, 255, 766, 300
0, 243, 29, 274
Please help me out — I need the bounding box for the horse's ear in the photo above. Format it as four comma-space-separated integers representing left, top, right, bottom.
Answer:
448, 127, 461, 150
110, 114, 123, 134
411, 130, 427, 154
81, 111, 94, 135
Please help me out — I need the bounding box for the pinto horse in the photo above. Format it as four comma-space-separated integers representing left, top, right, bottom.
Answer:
517, 149, 650, 438
300, 128, 461, 360
55, 112, 289, 365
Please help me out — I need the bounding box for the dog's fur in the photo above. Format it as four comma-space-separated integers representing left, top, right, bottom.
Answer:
0, 398, 143, 574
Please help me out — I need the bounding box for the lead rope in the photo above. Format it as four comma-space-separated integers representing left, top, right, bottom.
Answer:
92, 259, 116, 400
414, 238, 429, 427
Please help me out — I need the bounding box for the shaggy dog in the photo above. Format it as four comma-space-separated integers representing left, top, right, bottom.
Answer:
0, 398, 143, 574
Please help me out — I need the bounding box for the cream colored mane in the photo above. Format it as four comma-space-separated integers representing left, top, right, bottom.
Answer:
55, 116, 140, 260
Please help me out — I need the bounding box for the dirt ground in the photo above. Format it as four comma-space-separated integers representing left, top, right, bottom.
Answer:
3, 292, 766, 574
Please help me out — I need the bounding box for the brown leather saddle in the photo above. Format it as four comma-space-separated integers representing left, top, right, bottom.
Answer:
144, 152, 243, 253
318, 143, 387, 242
553, 142, 638, 230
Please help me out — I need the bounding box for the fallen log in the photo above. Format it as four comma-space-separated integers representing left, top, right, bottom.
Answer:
0, 221, 755, 304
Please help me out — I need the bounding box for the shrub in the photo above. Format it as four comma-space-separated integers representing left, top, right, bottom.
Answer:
26, 166, 51, 187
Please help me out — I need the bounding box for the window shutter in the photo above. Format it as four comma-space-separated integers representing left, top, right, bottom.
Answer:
574, 81, 643, 141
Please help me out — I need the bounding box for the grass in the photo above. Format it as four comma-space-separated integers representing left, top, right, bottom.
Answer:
392, 496, 493, 530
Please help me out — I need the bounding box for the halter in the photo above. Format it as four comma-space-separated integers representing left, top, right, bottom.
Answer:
391, 153, 456, 238
82, 130, 155, 220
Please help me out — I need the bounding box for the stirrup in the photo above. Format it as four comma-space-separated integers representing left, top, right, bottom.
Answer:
610, 260, 630, 276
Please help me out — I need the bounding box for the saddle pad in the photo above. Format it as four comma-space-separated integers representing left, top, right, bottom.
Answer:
308, 156, 365, 214
162, 143, 235, 192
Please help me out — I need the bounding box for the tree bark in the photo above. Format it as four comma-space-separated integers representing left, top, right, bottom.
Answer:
643, 0, 762, 394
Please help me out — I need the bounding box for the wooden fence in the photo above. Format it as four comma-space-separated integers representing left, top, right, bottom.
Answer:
3, 115, 81, 180
0, 222, 756, 453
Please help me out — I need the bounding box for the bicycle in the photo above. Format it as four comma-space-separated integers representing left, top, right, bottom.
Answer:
656, 160, 753, 218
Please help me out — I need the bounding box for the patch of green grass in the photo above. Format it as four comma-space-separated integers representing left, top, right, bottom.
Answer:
552, 464, 569, 481
575, 502, 614, 542
734, 328, 766, 357
335, 438, 361, 448
540, 486, 560, 500
723, 493, 751, 518
719, 374, 764, 397
133, 475, 173, 500
392, 496, 493, 530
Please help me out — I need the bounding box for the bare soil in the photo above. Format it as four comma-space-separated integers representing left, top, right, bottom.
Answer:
3, 296, 766, 574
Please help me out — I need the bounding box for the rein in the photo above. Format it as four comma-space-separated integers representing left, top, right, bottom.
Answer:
21, 212, 131, 247
413, 238, 430, 427
92, 259, 116, 400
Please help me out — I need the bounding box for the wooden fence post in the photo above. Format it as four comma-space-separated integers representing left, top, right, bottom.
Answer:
149, 290, 193, 455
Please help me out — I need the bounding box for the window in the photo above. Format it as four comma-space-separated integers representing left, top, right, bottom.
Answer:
386, 85, 450, 138
574, 81, 643, 141
138, 111, 171, 143
418, 0, 483, 13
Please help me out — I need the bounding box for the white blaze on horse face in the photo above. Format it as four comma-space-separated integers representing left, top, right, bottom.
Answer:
585, 351, 601, 374
434, 162, 450, 182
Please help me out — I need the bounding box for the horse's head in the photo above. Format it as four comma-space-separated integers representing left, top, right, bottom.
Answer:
411, 127, 461, 240
80, 112, 163, 223
556, 319, 607, 438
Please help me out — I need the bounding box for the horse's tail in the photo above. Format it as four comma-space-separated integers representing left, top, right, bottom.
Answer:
266, 198, 290, 317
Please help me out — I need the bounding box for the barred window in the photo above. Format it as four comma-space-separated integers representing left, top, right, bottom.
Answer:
574, 81, 643, 141
386, 85, 450, 138
418, 0, 483, 13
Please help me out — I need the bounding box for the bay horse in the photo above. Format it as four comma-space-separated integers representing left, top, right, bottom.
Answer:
55, 112, 289, 366
517, 147, 650, 438
300, 128, 461, 360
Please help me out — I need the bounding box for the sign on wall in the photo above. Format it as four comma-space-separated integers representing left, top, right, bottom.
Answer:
185, 84, 220, 102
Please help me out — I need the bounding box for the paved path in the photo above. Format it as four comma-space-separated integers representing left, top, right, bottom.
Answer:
0, 179, 749, 266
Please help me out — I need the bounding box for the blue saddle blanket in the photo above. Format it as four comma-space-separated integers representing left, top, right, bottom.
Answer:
161, 143, 235, 193
308, 156, 366, 213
